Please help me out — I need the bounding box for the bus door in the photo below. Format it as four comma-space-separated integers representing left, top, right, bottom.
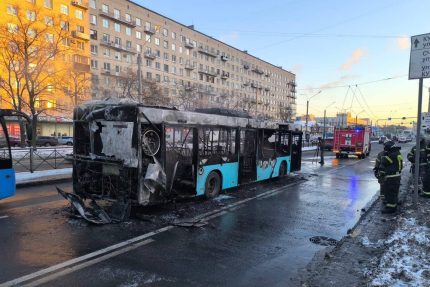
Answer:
0, 117, 15, 200
239, 129, 257, 184
290, 132, 302, 172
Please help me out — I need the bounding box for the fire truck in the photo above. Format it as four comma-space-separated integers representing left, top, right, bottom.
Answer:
333, 126, 371, 159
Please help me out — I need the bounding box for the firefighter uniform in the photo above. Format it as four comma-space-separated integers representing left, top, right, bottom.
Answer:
373, 150, 387, 200
407, 139, 430, 196
379, 141, 403, 213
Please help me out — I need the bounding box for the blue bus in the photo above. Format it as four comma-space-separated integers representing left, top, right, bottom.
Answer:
69, 100, 302, 211
0, 110, 31, 200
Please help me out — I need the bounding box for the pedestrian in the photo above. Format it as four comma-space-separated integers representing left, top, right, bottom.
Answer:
373, 148, 387, 202
378, 140, 403, 214
407, 137, 429, 195
318, 137, 324, 165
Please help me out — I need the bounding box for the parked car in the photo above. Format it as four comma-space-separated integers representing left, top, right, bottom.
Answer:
324, 138, 334, 151
378, 136, 387, 144
406, 135, 414, 142
28, 136, 59, 147
57, 136, 73, 146
9, 136, 22, 147
398, 136, 407, 143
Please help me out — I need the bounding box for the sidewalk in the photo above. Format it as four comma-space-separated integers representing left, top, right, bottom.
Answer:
298, 165, 430, 286
16, 168, 72, 187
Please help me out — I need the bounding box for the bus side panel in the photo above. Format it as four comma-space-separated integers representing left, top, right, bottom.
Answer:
256, 156, 291, 180
196, 162, 239, 196
271, 156, 291, 177
0, 168, 15, 200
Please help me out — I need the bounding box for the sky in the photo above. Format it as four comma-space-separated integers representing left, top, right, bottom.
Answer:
135, 0, 430, 124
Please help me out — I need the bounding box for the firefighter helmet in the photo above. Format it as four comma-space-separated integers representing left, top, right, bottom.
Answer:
383, 140, 395, 151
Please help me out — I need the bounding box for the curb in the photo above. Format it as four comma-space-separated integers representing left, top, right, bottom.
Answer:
16, 175, 72, 188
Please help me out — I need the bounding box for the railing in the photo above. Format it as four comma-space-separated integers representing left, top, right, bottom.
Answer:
0, 147, 73, 173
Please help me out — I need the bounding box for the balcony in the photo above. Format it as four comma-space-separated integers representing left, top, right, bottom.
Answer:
243, 63, 250, 70
99, 9, 136, 27
220, 55, 230, 61
144, 26, 156, 34
144, 52, 156, 60
243, 82, 250, 87
197, 46, 217, 57
184, 42, 195, 49
184, 64, 195, 70
198, 68, 217, 77
73, 62, 90, 73
221, 72, 229, 80
265, 73, 270, 77
264, 87, 270, 92
252, 67, 264, 75
71, 0, 88, 10
101, 69, 111, 76
100, 41, 136, 54
72, 31, 90, 41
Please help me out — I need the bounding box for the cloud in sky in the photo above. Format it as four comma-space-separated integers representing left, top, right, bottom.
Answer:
339, 48, 367, 71
396, 36, 409, 50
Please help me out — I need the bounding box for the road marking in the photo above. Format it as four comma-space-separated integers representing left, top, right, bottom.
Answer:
0, 180, 303, 287
0, 227, 171, 287
0, 216, 9, 220
22, 239, 154, 287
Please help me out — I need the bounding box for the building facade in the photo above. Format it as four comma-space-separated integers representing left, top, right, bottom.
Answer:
88, 0, 296, 120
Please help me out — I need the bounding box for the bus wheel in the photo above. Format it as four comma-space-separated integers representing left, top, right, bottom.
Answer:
279, 161, 287, 177
204, 172, 221, 198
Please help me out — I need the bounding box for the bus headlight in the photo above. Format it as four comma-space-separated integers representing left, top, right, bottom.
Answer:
198, 167, 204, 175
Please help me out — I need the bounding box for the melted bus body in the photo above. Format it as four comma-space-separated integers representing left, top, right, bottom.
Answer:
72, 100, 302, 206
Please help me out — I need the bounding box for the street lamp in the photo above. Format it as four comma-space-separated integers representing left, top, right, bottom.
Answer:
323, 101, 336, 141
355, 109, 365, 126
305, 90, 321, 140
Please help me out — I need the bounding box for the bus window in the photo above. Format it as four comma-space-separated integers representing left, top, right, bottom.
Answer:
276, 131, 290, 156
198, 127, 236, 163
259, 129, 276, 160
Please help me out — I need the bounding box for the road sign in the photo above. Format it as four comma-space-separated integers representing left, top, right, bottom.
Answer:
409, 33, 430, 79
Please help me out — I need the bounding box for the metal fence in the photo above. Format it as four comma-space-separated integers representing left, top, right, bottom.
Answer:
0, 147, 73, 172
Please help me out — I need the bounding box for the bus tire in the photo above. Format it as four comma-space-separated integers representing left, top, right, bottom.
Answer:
279, 161, 287, 177
204, 171, 221, 198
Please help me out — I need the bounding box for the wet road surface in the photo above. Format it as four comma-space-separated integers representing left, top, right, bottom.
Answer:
0, 143, 414, 286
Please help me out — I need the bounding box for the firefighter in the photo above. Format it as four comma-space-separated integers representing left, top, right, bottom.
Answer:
373, 149, 387, 202
407, 137, 429, 195
379, 140, 403, 214
318, 137, 325, 165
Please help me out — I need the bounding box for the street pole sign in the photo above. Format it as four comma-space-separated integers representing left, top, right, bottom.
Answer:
409, 33, 430, 79
409, 33, 430, 207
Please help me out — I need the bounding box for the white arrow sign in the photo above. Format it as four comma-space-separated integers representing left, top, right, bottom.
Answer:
409, 33, 430, 79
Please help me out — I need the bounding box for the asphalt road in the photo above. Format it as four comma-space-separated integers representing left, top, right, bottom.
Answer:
0, 142, 414, 286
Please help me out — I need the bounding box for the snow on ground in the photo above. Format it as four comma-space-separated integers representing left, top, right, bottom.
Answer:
365, 217, 430, 286
16, 168, 72, 183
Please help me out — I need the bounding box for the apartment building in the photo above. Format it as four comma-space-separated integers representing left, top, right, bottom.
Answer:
89, 0, 296, 120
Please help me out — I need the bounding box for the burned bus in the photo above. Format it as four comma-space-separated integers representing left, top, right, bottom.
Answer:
67, 99, 301, 220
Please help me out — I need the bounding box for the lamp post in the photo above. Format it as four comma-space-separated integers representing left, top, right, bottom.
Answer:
305, 90, 321, 141
323, 102, 336, 141
355, 109, 365, 126
320, 101, 335, 165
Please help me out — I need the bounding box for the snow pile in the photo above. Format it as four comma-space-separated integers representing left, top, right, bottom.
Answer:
367, 217, 430, 286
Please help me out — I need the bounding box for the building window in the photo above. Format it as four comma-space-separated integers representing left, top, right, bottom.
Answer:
91, 44, 98, 54
45, 16, 54, 26
125, 27, 131, 36
44, 0, 53, 9
136, 31, 142, 40
155, 38, 160, 46
163, 53, 169, 61
136, 18, 141, 26
164, 64, 169, 72
90, 14, 97, 25
145, 34, 151, 43
162, 28, 168, 37
91, 59, 98, 69
102, 4, 108, 13
136, 44, 141, 52
27, 10, 36, 21
114, 37, 121, 46
126, 40, 131, 49
114, 52, 120, 60
75, 10, 83, 20
155, 62, 160, 70
171, 32, 176, 40
125, 13, 131, 22
146, 59, 152, 67
125, 54, 131, 63
90, 29, 97, 39
102, 33, 109, 43
7, 5, 17, 16
114, 23, 120, 32
171, 43, 176, 51
60, 4, 69, 15
102, 19, 109, 28
103, 62, 111, 71
60, 21, 69, 31
77, 42, 84, 50
163, 40, 168, 49
171, 55, 176, 62
146, 72, 152, 79
89, 0, 96, 9
156, 74, 160, 82
113, 9, 120, 19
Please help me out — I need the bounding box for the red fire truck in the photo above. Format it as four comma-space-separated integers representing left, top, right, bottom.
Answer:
333, 126, 371, 159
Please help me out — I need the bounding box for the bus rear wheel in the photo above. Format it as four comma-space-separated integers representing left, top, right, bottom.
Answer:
204, 171, 221, 198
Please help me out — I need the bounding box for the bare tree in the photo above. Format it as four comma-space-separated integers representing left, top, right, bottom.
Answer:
0, 3, 81, 147
62, 69, 91, 107
175, 85, 201, 111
